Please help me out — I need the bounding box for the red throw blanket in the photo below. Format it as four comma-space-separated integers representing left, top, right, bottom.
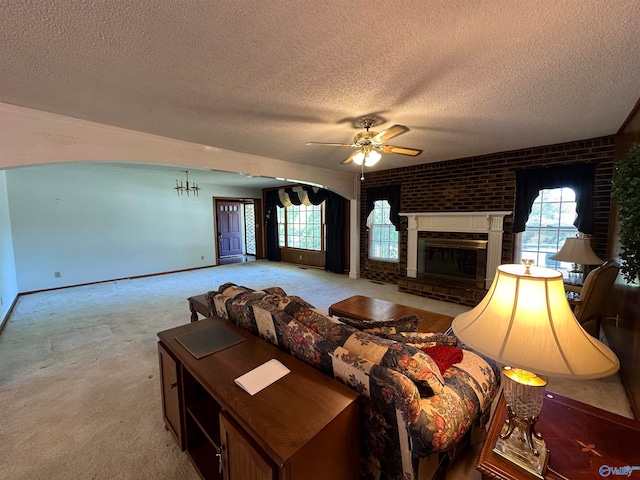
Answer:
422, 345, 464, 375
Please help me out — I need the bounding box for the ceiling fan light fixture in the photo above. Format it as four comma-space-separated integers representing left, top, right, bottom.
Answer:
306, 121, 419, 166
352, 149, 381, 166
365, 150, 381, 166
352, 150, 365, 165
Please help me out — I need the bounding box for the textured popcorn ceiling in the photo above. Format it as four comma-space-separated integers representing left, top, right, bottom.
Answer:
1, 1, 639, 173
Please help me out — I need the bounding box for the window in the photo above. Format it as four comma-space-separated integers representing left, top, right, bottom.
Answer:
277, 206, 286, 247
277, 203, 323, 251
520, 187, 578, 274
368, 200, 399, 261
244, 203, 256, 255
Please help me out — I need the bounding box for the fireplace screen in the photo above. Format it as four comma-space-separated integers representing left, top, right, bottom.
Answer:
418, 238, 488, 285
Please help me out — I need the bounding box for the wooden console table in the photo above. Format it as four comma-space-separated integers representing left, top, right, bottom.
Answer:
158, 317, 360, 480
328, 295, 453, 333
477, 392, 640, 479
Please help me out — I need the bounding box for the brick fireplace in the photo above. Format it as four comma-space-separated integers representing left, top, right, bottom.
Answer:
358, 136, 615, 307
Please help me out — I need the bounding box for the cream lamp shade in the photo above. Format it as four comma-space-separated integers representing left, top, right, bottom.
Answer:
452, 264, 619, 379
549, 236, 603, 265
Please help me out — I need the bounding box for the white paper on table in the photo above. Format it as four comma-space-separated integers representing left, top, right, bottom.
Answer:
234, 359, 291, 396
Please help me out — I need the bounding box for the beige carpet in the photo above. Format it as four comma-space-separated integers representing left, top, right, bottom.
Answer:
0, 260, 632, 479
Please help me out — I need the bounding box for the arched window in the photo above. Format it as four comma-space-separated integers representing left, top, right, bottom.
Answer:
520, 187, 578, 274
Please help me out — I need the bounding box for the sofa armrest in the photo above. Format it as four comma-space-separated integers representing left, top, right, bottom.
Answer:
410, 349, 500, 455
329, 345, 421, 479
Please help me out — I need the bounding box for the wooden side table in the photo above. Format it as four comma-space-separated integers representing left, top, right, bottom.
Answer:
477, 392, 640, 479
188, 294, 210, 322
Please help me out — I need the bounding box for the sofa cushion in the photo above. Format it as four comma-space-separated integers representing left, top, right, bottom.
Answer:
343, 330, 445, 396
278, 295, 360, 341
278, 295, 445, 396
330, 345, 422, 479
217, 282, 257, 298
443, 349, 499, 412
216, 283, 286, 297
263, 286, 288, 296
373, 331, 460, 348
330, 345, 422, 422
251, 303, 281, 345
252, 300, 336, 374
363, 325, 406, 336
210, 285, 282, 335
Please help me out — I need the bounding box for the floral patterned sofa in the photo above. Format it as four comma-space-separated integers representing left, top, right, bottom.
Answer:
206, 283, 500, 480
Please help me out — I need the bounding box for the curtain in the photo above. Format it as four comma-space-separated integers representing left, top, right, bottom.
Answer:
264, 186, 346, 273
264, 189, 283, 261
323, 191, 345, 274
364, 185, 402, 230
513, 163, 596, 233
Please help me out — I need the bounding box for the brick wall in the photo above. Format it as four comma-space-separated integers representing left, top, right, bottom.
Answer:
359, 136, 615, 305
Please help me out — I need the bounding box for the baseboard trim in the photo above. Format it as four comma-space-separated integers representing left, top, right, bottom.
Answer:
0, 294, 20, 334
19, 265, 219, 297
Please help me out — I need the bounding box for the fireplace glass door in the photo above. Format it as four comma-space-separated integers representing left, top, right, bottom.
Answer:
418, 238, 488, 287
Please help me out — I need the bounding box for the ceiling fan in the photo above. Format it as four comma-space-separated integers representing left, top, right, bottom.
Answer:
305, 118, 423, 166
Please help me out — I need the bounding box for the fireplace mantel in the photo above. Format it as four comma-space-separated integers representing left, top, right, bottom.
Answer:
399, 211, 511, 289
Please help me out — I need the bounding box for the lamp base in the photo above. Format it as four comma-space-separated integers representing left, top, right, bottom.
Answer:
493, 424, 549, 479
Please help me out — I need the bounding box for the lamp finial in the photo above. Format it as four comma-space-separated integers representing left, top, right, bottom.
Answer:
521, 258, 535, 274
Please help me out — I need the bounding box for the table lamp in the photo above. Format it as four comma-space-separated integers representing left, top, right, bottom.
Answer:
549, 234, 603, 284
452, 262, 619, 478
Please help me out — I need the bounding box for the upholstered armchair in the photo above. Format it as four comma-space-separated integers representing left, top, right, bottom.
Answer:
574, 260, 619, 337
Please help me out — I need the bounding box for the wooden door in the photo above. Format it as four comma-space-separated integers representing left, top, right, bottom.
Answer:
217, 201, 244, 257
220, 412, 275, 480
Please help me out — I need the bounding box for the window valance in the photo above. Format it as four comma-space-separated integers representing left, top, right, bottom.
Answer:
364, 185, 401, 230
513, 163, 596, 234
265, 185, 346, 273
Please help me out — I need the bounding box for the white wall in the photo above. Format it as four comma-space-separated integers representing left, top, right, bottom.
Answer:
0, 170, 19, 319
0, 103, 362, 279
6, 163, 262, 292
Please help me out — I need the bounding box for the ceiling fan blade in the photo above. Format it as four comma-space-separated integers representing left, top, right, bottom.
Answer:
374, 124, 409, 142
341, 150, 361, 164
382, 145, 423, 156
306, 142, 355, 147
